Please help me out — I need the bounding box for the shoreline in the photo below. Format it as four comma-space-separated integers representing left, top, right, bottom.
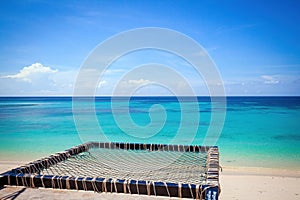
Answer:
221, 165, 300, 178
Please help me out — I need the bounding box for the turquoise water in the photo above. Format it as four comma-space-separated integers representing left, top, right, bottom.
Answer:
0, 97, 299, 169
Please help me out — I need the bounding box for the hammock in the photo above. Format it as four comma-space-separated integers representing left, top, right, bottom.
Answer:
0, 142, 220, 200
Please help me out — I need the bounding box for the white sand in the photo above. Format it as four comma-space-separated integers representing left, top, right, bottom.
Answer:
219, 167, 300, 200
1, 162, 300, 199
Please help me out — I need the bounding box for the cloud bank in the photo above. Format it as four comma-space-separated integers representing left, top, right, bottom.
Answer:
0, 62, 299, 96
0, 63, 76, 96
2, 63, 58, 82
261, 75, 279, 84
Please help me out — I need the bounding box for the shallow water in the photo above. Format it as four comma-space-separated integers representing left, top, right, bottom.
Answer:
0, 96, 299, 169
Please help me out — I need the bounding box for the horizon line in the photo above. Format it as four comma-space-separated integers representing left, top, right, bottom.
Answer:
0, 95, 299, 97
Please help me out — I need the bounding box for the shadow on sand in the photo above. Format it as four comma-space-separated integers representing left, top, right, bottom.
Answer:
0, 186, 26, 200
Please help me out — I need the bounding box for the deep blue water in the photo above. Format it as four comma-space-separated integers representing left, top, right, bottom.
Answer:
0, 96, 299, 169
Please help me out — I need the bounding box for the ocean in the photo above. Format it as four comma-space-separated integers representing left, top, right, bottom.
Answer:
0, 96, 299, 170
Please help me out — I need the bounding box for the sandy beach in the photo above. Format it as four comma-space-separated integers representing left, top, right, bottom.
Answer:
1, 161, 300, 200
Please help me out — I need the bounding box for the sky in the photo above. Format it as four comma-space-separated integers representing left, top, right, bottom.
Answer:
0, 0, 299, 96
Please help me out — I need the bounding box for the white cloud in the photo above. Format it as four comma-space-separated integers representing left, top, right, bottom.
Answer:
98, 80, 107, 88
261, 75, 279, 84
1, 63, 58, 82
0, 64, 78, 96
128, 78, 152, 85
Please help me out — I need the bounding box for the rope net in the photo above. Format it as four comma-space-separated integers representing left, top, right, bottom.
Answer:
37, 147, 208, 185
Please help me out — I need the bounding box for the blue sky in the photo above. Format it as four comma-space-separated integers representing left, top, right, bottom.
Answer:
0, 0, 299, 96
